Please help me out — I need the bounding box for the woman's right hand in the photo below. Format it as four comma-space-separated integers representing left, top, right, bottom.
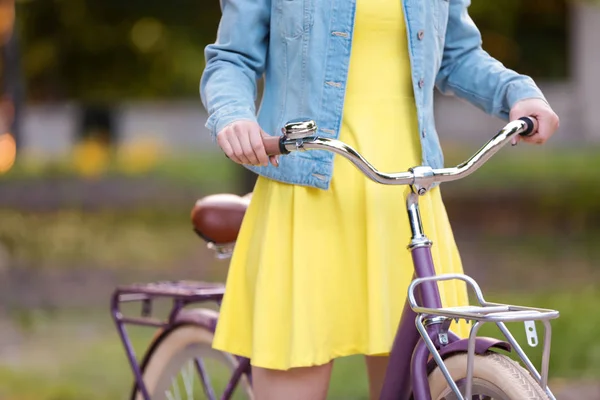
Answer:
216, 120, 279, 167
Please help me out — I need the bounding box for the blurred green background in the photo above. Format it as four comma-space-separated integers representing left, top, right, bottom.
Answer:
0, 0, 599, 399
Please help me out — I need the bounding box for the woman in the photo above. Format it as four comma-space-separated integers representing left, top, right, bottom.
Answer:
200, 0, 559, 399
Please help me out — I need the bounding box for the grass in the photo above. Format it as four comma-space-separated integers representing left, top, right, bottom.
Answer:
2, 205, 598, 279
0, 208, 197, 270
0, 310, 155, 400
442, 144, 600, 196
0, 306, 370, 400
0, 287, 598, 400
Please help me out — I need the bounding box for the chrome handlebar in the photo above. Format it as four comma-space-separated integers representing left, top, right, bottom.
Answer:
275, 117, 536, 191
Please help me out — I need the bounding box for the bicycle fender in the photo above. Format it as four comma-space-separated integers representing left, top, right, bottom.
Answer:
426, 336, 512, 374
173, 308, 219, 333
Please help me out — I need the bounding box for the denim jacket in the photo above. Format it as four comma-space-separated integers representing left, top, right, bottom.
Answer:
200, 0, 546, 190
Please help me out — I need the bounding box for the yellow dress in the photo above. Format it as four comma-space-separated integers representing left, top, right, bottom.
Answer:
212, 0, 470, 370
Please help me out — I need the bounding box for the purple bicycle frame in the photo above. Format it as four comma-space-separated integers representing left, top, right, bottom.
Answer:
111, 194, 510, 400
111, 192, 511, 400
375, 191, 445, 400
377, 191, 509, 400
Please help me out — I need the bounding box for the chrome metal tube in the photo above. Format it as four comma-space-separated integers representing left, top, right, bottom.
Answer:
466, 321, 484, 399
281, 119, 529, 187
496, 322, 542, 380
432, 119, 528, 184
416, 315, 464, 399
407, 192, 425, 239
297, 137, 415, 185
541, 319, 553, 390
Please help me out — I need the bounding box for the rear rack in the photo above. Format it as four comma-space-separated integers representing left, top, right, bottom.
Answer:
116, 280, 225, 302
408, 273, 559, 400
112, 280, 225, 328
111, 280, 226, 400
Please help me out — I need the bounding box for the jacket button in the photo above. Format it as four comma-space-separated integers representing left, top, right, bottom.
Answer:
422, 129, 427, 138
417, 30, 425, 40
418, 78, 425, 88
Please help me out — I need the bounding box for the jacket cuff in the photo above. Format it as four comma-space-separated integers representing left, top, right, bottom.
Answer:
506, 79, 548, 110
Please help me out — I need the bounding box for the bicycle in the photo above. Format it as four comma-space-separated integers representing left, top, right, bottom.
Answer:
111, 116, 559, 400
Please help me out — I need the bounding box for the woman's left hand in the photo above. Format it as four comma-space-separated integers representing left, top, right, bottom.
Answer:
509, 98, 560, 145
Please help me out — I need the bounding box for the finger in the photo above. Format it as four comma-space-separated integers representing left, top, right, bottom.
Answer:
238, 127, 260, 165
269, 155, 279, 167
249, 129, 269, 167
526, 115, 551, 145
228, 133, 251, 164
536, 116, 554, 143
218, 135, 236, 160
234, 125, 259, 165
521, 131, 545, 145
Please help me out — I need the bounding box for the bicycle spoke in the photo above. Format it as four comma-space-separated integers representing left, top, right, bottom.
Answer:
182, 361, 194, 399
137, 327, 252, 400
195, 357, 217, 400
166, 389, 177, 400
170, 376, 182, 400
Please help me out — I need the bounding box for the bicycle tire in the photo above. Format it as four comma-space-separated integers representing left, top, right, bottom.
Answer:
131, 309, 253, 400
428, 352, 549, 399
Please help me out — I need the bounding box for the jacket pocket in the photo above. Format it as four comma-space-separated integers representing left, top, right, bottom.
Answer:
276, 0, 313, 40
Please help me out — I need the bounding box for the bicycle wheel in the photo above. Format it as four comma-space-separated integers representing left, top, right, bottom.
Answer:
132, 310, 253, 400
428, 352, 549, 400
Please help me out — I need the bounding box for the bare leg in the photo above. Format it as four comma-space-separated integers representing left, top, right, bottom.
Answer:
252, 362, 333, 400
365, 355, 390, 400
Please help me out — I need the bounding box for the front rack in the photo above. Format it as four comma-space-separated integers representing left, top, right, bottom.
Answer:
408, 273, 559, 400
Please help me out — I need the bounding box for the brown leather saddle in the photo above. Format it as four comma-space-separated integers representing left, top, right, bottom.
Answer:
191, 193, 252, 244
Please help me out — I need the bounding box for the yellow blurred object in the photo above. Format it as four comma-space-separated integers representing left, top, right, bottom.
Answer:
116, 136, 162, 175
0, 132, 16, 174
130, 17, 164, 53
71, 137, 110, 177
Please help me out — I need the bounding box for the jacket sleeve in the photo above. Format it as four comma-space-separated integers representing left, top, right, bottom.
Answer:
200, 0, 270, 139
434, 0, 546, 120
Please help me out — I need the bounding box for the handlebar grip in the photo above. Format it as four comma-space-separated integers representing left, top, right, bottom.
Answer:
518, 116, 539, 137
264, 136, 288, 156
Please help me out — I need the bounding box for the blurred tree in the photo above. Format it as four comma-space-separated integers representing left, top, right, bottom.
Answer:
0, 0, 14, 45
0, 0, 23, 155
469, 0, 569, 80
0, 0, 15, 135
16, 0, 222, 102
14, 0, 569, 103
15, 0, 223, 149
